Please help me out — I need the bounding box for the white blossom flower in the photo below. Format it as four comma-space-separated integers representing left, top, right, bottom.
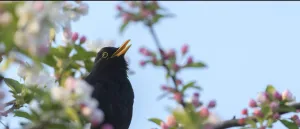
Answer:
282, 89, 294, 102
86, 39, 115, 52
14, 1, 89, 56
90, 109, 104, 125
50, 86, 71, 102
0, 11, 12, 25
29, 99, 41, 113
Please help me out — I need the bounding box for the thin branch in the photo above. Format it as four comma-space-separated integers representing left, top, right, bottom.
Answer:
214, 102, 300, 129
4, 100, 15, 107
0, 104, 18, 117
147, 25, 186, 107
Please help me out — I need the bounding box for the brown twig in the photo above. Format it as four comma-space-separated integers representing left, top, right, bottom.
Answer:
4, 100, 15, 107
0, 103, 18, 117
214, 102, 300, 129
148, 25, 186, 107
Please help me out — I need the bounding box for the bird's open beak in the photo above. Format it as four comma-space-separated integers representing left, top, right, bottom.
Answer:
111, 39, 132, 58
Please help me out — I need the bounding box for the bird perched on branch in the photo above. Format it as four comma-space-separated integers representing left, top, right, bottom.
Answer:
84, 40, 134, 129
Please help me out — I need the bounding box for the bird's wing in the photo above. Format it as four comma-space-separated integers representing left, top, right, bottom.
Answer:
92, 81, 133, 129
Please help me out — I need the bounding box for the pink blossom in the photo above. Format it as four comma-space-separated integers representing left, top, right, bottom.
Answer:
282, 89, 293, 101
80, 36, 87, 44
249, 99, 257, 108
200, 107, 210, 117
140, 60, 146, 66
72, 32, 79, 42
174, 92, 182, 102
181, 44, 188, 55
273, 91, 282, 101
241, 108, 248, 115
207, 100, 216, 108
273, 113, 280, 120
101, 124, 114, 129
187, 56, 193, 65
160, 122, 169, 129
166, 115, 176, 127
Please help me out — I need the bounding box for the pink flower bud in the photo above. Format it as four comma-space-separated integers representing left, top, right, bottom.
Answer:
140, 60, 146, 66
282, 89, 293, 101
270, 102, 279, 111
249, 99, 257, 108
174, 92, 182, 102
166, 115, 176, 127
151, 57, 157, 65
123, 13, 132, 23
238, 118, 246, 125
116, 5, 122, 11
257, 92, 269, 104
141, 9, 151, 18
273, 91, 282, 101
176, 79, 182, 85
181, 44, 188, 55
33, 1, 44, 11
101, 123, 114, 129
80, 36, 86, 44
194, 93, 200, 97
207, 100, 216, 108
139, 47, 151, 56
160, 122, 169, 129
166, 49, 176, 58
199, 107, 210, 117
187, 56, 193, 65
172, 64, 180, 72
253, 109, 263, 118
161, 85, 172, 92
241, 108, 248, 115
71, 32, 79, 42
273, 113, 280, 120
192, 93, 200, 107
295, 119, 300, 126
292, 115, 299, 121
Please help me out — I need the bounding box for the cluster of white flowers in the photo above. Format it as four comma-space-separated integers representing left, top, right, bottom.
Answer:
18, 65, 104, 126
17, 64, 58, 88
14, 1, 89, 56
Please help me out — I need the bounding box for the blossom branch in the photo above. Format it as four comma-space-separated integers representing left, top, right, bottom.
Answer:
147, 25, 186, 107
214, 102, 300, 129
4, 100, 15, 107
0, 103, 18, 117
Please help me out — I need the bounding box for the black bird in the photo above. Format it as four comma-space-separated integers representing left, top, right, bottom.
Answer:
84, 40, 134, 129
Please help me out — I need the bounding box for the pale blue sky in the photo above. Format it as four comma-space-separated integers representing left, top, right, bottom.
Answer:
3, 1, 300, 129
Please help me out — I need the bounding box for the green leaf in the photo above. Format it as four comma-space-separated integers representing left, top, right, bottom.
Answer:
152, 14, 164, 24
280, 119, 298, 129
42, 55, 57, 67
4, 78, 23, 93
266, 85, 276, 95
120, 21, 129, 34
181, 81, 201, 93
47, 123, 68, 129
148, 118, 163, 126
246, 119, 257, 128
278, 104, 296, 113
14, 110, 32, 120
184, 62, 206, 68
65, 107, 80, 123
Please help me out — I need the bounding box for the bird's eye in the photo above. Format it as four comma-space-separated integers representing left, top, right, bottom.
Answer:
102, 52, 109, 58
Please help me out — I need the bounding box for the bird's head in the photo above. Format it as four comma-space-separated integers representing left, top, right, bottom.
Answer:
92, 39, 132, 74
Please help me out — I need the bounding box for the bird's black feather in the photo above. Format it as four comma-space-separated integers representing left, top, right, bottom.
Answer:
84, 47, 134, 129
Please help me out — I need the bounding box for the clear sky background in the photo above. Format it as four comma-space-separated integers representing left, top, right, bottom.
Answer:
2, 1, 300, 129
